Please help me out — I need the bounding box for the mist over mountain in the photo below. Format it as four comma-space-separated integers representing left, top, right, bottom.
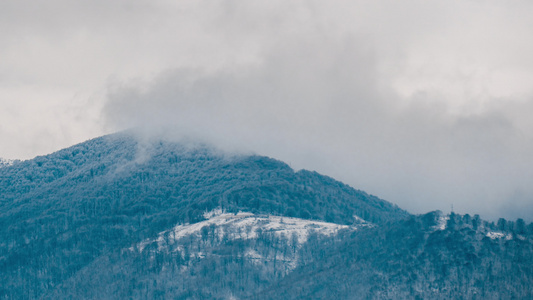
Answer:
0, 132, 531, 299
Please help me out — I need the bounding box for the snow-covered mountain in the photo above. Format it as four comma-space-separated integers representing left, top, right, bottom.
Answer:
0, 132, 531, 299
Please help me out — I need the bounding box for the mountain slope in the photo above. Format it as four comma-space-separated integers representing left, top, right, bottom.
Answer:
257, 211, 533, 299
47, 209, 364, 299
2, 132, 531, 299
0, 132, 407, 298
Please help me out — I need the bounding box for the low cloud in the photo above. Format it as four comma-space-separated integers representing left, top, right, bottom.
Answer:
1, 0, 533, 220
102, 5, 533, 221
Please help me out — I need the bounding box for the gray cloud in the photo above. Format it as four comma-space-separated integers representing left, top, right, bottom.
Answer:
2, 0, 533, 220
103, 20, 533, 221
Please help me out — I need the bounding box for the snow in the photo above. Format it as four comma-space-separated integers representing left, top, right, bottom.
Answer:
487, 232, 505, 239
163, 210, 352, 245
132, 209, 365, 273
486, 231, 513, 240
243, 248, 299, 269
353, 214, 368, 224
0, 158, 15, 168
136, 209, 364, 252
434, 214, 449, 231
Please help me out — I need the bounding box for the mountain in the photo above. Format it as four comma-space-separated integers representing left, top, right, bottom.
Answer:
47, 209, 366, 299
0, 132, 531, 299
0, 132, 406, 298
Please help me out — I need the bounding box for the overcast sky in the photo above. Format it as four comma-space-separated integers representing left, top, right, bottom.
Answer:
2, 0, 533, 221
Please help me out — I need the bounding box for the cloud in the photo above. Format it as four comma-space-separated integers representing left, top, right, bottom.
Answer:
2, 0, 533, 220
101, 1, 533, 221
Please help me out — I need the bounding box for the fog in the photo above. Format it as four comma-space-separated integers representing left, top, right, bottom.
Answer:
2, 0, 533, 220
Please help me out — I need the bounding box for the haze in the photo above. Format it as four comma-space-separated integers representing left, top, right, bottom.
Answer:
1, 0, 533, 221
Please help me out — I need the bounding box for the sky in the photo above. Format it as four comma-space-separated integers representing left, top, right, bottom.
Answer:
2, 0, 533, 221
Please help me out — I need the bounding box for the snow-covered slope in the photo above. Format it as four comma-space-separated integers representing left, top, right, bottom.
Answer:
140, 209, 365, 250
185, 209, 356, 243
134, 209, 368, 270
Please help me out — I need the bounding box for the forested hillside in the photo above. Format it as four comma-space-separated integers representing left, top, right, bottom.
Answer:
46, 210, 362, 299
0, 132, 407, 298
1, 132, 531, 299
258, 211, 533, 299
